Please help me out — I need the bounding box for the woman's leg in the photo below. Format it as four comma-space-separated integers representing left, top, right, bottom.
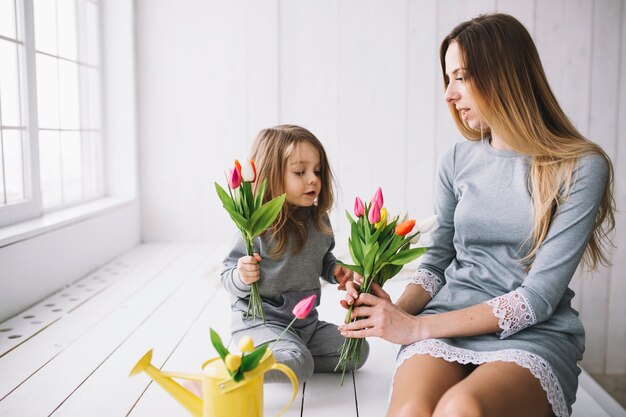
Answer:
433, 361, 554, 417
387, 354, 472, 417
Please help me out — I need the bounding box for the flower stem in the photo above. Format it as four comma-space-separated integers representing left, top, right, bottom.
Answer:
244, 235, 265, 322
270, 316, 297, 349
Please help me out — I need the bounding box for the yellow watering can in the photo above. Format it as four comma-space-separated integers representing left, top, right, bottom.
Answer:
130, 349, 298, 417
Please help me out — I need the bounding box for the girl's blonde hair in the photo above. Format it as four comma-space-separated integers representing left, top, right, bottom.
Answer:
440, 13, 615, 270
250, 124, 335, 256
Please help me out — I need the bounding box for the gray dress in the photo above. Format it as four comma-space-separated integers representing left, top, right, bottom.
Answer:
398, 138, 608, 417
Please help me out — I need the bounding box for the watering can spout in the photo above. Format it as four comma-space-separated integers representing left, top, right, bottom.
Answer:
129, 350, 203, 417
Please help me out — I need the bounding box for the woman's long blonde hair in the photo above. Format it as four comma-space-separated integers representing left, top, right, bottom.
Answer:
250, 125, 335, 257
440, 13, 615, 270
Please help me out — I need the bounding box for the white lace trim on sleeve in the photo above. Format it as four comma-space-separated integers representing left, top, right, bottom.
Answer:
409, 268, 444, 298
485, 290, 537, 339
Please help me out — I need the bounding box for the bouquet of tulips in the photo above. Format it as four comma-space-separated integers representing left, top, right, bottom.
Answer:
210, 294, 317, 382
335, 187, 435, 382
215, 159, 286, 322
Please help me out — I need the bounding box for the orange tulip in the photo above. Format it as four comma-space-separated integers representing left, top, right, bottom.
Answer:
395, 219, 416, 236
250, 160, 257, 182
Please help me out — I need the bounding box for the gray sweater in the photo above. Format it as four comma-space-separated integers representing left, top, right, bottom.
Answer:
220, 209, 338, 330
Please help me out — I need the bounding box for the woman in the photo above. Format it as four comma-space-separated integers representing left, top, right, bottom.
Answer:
339, 13, 615, 417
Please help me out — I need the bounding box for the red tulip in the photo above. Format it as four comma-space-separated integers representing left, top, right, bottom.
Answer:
228, 166, 242, 189
368, 200, 381, 224
372, 187, 384, 208
354, 197, 365, 217
292, 294, 316, 319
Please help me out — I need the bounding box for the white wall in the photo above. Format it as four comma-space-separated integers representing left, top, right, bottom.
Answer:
136, 0, 626, 375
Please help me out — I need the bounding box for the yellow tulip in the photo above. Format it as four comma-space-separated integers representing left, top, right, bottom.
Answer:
238, 336, 255, 353
225, 353, 242, 372
374, 208, 388, 229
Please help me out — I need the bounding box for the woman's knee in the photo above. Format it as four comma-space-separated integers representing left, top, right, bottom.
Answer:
433, 390, 483, 417
387, 399, 432, 417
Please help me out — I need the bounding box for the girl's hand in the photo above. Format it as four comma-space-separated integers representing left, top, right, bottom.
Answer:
338, 292, 420, 345
334, 265, 353, 290
340, 278, 391, 309
237, 253, 262, 285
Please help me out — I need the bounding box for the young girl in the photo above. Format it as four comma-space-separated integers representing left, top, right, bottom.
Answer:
340, 14, 615, 417
221, 124, 369, 383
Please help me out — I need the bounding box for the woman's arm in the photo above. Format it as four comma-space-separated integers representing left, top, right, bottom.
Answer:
340, 154, 609, 345
339, 291, 499, 345
395, 282, 432, 315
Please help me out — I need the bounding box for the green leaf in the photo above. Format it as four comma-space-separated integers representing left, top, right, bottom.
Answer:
348, 237, 363, 266
215, 182, 236, 212
250, 194, 286, 237
345, 209, 356, 226
379, 234, 410, 263
336, 261, 364, 276
240, 342, 269, 372
254, 180, 268, 211
210, 328, 229, 360
376, 264, 403, 285
387, 247, 428, 265
243, 182, 255, 215
362, 242, 379, 277
230, 211, 251, 233
367, 225, 383, 246
215, 182, 252, 232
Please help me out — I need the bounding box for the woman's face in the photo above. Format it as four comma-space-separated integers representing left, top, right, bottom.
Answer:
444, 41, 486, 131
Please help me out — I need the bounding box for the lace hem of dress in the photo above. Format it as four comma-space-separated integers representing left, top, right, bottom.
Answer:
409, 268, 444, 298
396, 339, 569, 417
484, 290, 537, 339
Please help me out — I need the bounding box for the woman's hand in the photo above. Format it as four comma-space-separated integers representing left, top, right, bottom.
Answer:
338, 290, 421, 345
237, 253, 262, 285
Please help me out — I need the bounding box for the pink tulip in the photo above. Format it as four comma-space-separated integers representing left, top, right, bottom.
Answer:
354, 197, 365, 217
368, 200, 381, 224
292, 294, 316, 319
227, 166, 242, 189
372, 187, 384, 208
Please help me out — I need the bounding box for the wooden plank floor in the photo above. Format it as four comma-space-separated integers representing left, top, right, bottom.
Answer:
0, 243, 624, 417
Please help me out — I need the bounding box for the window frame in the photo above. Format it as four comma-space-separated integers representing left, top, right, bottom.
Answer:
0, 0, 42, 227
0, 0, 104, 228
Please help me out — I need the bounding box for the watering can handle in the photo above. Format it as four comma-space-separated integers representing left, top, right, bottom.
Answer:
269, 363, 299, 417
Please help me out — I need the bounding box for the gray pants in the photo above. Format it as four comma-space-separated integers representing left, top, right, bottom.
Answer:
233, 319, 369, 383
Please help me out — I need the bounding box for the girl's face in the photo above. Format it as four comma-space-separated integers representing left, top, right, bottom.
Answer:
444, 41, 487, 131
283, 141, 322, 207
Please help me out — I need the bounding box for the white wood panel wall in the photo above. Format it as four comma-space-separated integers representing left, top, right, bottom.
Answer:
136, 0, 626, 375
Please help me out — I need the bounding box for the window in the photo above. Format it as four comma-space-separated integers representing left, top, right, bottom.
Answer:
0, 0, 102, 228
